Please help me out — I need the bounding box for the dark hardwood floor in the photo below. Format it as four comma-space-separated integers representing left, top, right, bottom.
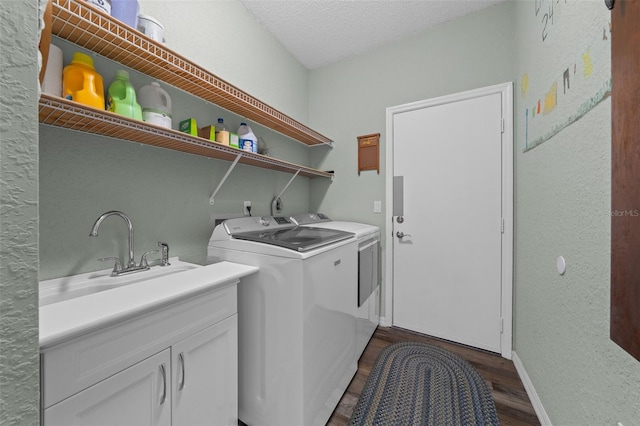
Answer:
327, 326, 540, 426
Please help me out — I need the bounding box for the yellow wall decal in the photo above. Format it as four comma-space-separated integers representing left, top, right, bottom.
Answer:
583, 49, 593, 77
543, 81, 557, 115
521, 73, 529, 97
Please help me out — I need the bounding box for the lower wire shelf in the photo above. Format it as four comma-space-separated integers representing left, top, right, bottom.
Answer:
38, 94, 334, 179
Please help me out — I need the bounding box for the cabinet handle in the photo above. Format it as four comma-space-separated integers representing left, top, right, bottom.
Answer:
178, 352, 186, 391
159, 363, 167, 405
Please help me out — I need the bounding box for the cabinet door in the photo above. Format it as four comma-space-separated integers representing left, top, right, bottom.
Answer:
45, 349, 171, 426
172, 315, 238, 426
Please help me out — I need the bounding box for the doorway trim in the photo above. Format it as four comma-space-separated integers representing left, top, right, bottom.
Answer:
383, 82, 514, 359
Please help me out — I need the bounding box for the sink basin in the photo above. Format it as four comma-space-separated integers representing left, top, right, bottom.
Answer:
39, 258, 199, 306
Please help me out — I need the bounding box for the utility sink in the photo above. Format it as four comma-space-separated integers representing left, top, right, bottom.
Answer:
39, 258, 199, 306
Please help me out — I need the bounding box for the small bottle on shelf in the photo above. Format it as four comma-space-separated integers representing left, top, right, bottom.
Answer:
215, 118, 230, 146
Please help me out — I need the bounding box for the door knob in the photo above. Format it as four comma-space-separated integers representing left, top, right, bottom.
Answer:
396, 231, 411, 239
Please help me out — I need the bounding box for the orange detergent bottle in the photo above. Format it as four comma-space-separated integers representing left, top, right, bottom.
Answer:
62, 52, 105, 110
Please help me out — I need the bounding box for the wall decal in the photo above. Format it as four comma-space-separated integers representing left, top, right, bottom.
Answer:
583, 49, 594, 77
521, 1, 611, 151
526, 79, 611, 150
521, 73, 529, 97
543, 81, 558, 114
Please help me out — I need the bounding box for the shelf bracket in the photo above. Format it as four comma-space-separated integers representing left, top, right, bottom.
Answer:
271, 169, 300, 215
210, 153, 242, 205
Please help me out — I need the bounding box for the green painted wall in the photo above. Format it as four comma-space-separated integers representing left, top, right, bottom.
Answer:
0, 0, 40, 424
39, 126, 311, 278
513, 1, 640, 423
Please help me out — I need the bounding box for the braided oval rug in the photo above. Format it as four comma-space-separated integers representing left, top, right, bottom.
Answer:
349, 342, 499, 426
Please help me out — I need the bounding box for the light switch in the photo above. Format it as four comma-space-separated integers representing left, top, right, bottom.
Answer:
374, 200, 382, 213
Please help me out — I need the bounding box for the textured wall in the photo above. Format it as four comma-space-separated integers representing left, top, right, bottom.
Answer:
39, 126, 311, 279
0, 0, 40, 424
514, 1, 640, 423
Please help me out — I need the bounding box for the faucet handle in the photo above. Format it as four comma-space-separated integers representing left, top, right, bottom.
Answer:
157, 242, 170, 266
139, 249, 159, 268
98, 256, 122, 275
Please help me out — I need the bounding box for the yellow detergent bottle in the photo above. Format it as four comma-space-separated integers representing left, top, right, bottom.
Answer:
62, 52, 105, 110
106, 70, 142, 120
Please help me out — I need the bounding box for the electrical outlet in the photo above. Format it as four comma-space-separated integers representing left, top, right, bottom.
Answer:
243, 201, 252, 216
374, 200, 382, 213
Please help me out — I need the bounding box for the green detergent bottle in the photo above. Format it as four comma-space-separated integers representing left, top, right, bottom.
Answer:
106, 70, 142, 120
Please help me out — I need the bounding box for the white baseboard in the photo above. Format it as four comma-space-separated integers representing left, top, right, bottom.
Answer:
379, 315, 392, 327
512, 351, 552, 426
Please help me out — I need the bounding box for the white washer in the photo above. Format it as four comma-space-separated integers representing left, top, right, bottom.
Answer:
291, 213, 381, 360
207, 216, 358, 426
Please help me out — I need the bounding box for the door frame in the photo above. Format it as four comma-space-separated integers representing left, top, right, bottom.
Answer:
383, 82, 514, 359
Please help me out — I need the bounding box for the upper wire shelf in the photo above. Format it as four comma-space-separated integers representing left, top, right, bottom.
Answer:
49, 0, 333, 147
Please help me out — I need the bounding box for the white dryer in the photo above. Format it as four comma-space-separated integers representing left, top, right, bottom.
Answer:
291, 213, 381, 360
208, 216, 358, 426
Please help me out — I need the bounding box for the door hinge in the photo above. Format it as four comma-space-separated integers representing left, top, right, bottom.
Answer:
501, 218, 505, 233
501, 118, 505, 134
500, 318, 504, 333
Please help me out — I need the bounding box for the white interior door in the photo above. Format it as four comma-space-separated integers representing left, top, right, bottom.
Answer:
389, 85, 511, 354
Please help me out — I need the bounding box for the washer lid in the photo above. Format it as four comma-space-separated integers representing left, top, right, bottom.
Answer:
290, 212, 332, 225
232, 226, 354, 252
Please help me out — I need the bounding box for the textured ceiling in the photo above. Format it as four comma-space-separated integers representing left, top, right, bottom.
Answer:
239, 0, 506, 69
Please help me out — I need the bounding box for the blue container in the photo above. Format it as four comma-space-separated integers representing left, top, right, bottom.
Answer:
239, 139, 255, 152
238, 122, 258, 153
110, 0, 139, 28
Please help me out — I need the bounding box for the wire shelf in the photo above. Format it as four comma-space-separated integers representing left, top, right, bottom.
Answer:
39, 94, 334, 179
50, 0, 333, 147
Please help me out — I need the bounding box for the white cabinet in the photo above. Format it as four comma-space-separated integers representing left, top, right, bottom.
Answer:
172, 316, 238, 426
41, 283, 239, 426
45, 349, 172, 426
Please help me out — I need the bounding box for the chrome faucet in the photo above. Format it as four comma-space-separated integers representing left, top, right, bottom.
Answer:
89, 211, 168, 276
90, 210, 160, 276
90, 211, 137, 268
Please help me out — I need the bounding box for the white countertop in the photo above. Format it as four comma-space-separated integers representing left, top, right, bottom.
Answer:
40, 261, 258, 349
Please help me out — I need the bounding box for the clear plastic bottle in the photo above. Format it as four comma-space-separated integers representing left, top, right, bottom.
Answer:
106, 70, 142, 120
138, 81, 172, 128
62, 52, 105, 110
215, 118, 230, 145
238, 122, 258, 153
